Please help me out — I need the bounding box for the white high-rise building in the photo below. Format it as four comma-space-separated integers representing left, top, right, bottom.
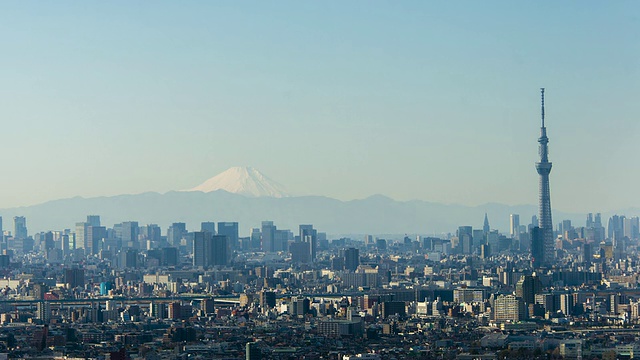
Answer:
510, 214, 520, 238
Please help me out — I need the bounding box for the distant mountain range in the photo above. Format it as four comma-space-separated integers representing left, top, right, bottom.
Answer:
0, 167, 635, 236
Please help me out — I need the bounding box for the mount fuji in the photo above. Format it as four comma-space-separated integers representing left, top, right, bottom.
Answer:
185, 167, 289, 198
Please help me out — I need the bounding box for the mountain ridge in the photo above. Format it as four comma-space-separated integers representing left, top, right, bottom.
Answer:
0, 190, 599, 236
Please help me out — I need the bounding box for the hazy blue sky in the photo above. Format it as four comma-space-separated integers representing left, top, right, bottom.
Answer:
0, 1, 638, 212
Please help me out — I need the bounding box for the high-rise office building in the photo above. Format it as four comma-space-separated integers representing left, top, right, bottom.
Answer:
217, 222, 239, 250
193, 232, 228, 267
457, 226, 473, 254
141, 224, 162, 242
201, 222, 216, 235
261, 221, 276, 253
65, 268, 85, 289
473, 229, 485, 250
583, 243, 593, 264
86, 226, 106, 255
86, 215, 100, 227
300, 224, 317, 261
586, 213, 594, 228
533, 88, 554, 267
121, 221, 139, 248
560, 219, 573, 237
61, 234, 70, 253
121, 249, 138, 268
624, 217, 639, 240
75, 222, 88, 250
193, 231, 209, 267
162, 247, 178, 266
41, 231, 54, 250
167, 223, 187, 247
14, 216, 27, 240
608, 215, 625, 240
531, 227, 544, 269
290, 242, 310, 263
595, 213, 602, 228
510, 214, 520, 238
342, 248, 360, 271
250, 228, 261, 250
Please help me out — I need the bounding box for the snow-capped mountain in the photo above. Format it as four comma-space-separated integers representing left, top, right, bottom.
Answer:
185, 166, 290, 198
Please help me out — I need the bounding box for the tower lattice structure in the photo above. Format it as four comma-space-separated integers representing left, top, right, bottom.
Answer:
535, 88, 554, 266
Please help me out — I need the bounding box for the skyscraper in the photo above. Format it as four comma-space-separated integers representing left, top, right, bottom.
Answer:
86, 226, 106, 255
533, 88, 554, 267
483, 214, 490, 235
75, 222, 88, 250
510, 214, 520, 238
261, 221, 276, 252
342, 247, 360, 271
300, 224, 317, 261
193, 232, 228, 267
121, 221, 139, 248
167, 222, 187, 247
14, 216, 27, 240
86, 215, 101, 227
250, 228, 261, 250
193, 231, 209, 267
141, 224, 162, 242
217, 222, 239, 250
201, 222, 216, 235
624, 217, 639, 240
457, 226, 473, 254
608, 215, 624, 240
209, 235, 229, 266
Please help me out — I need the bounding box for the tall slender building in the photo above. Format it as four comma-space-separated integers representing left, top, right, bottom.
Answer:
509, 214, 520, 238
534, 88, 554, 266
483, 213, 490, 235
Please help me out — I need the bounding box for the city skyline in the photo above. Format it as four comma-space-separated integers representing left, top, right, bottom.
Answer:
2, 3, 640, 358
1, 2, 639, 213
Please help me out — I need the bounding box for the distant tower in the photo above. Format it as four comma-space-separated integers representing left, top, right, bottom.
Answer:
483, 213, 490, 235
533, 88, 554, 266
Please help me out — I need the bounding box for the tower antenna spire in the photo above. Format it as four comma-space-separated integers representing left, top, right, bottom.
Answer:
541, 88, 545, 128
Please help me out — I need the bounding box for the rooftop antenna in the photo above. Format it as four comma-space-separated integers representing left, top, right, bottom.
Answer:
540, 88, 545, 128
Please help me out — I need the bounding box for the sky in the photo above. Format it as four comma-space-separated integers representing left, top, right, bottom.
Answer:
0, 1, 638, 213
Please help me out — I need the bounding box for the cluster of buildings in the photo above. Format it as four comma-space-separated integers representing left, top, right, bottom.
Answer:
0, 91, 637, 360
0, 209, 638, 359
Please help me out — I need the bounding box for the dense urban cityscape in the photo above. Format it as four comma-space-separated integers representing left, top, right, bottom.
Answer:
0, 91, 636, 360
3, 0, 639, 358
0, 205, 640, 359
2, 204, 640, 360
